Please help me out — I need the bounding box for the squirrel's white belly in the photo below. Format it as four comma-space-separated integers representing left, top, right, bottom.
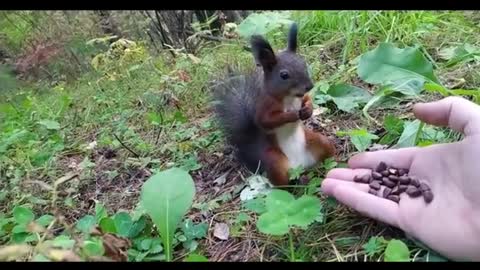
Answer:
274, 96, 316, 169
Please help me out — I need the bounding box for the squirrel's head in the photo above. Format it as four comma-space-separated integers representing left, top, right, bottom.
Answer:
250, 23, 314, 98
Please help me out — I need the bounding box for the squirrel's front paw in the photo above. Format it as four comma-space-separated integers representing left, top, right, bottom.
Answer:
299, 106, 313, 120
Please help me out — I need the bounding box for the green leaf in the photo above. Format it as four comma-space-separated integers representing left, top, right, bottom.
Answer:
11, 232, 28, 243
242, 197, 266, 214
306, 177, 322, 196
337, 129, 379, 152
326, 84, 372, 112
325, 197, 338, 208
38, 120, 61, 130
321, 157, 338, 171
51, 235, 75, 249
257, 210, 290, 235
12, 224, 27, 234
184, 253, 209, 262
95, 202, 108, 222
265, 189, 295, 210
183, 240, 198, 252
182, 220, 208, 241
363, 236, 387, 257
149, 238, 163, 254
443, 44, 480, 67
13, 206, 35, 225
235, 212, 251, 224
172, 111, 187, 124
180, 155, 202, 172
139, 238, 153, 251
384, 239, 410, 262
99, 217, 116, 234
36, 215, 54, 227
358, 42, 439, 86
362, 87, 389, 120
395, 120, 423, 148
147, 112, 162, 126
287, 166, 304, 180
256, 190, 321, 236
287, 195, 322, 227
129, 216, 146, 238
379, 115, 405, 145
140, 167, 195, 262
237, 11, 292, 38
32, 254, 50, 262
82, 238, 105, 257
76, 215, 96, 234
113, 212, 133, 237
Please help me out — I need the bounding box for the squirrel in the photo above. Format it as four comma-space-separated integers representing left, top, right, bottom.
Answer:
212, 23, 336, 187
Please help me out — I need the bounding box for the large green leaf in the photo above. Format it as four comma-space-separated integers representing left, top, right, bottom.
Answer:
358, 43, 439, 86
357, 43, 440, 118
287, 196, 322, 228
256, 190, 321, 236
384, 239, 410, 262
257, 210, 289, 235
237, 12, 292, 38
141, 168, 195, 262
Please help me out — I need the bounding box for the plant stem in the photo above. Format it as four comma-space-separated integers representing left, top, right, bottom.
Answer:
289, 231, 295, 262
414, 122, 425, 145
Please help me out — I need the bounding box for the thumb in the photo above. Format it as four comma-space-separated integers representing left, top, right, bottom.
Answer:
413, 96, 480, 136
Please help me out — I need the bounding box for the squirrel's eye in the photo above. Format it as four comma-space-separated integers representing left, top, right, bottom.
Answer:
280, 71, 289, 80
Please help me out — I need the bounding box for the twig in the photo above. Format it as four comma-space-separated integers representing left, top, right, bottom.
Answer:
113, 133, 140, 158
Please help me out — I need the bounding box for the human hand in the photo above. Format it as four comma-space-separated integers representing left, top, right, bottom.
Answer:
321, 97, 480, 261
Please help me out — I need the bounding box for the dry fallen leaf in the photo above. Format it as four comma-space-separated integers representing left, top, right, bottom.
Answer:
101, 233, 131, 262
46, 249, 82, 262
213, 223, 230, 241
54, 173, 78, 187
0, 244, 32, 261
187, 54, 201, 64
367, 143, 388, 152
312, 107, 327, 116
27, 221, 46, 234
213, 171, 230, 186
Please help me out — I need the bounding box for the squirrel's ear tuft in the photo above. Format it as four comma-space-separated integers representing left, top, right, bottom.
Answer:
287, 22, 298, 52
250, 35, 277, 71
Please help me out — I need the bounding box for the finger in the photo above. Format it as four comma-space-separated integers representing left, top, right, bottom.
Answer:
348, 147, 418, 170
413, 96, 480, 136
326, 168, 372, 181
323, 178, 370, 192
321, 179, 400, 227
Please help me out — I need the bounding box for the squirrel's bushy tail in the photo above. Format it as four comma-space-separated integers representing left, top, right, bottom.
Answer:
212, 67, 265, 171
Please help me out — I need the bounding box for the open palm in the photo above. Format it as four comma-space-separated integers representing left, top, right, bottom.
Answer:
321, 97, 480, 261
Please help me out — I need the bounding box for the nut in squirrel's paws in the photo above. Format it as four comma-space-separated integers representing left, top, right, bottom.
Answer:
299, 106, 312, 120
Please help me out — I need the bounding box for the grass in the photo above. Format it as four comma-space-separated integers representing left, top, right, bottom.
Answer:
0, 10, 479, 262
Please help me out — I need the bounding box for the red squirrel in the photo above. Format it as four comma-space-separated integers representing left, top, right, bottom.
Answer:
213, 23, 336, 186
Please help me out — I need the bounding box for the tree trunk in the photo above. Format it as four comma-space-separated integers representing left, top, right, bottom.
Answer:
94, 10, 122, 38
